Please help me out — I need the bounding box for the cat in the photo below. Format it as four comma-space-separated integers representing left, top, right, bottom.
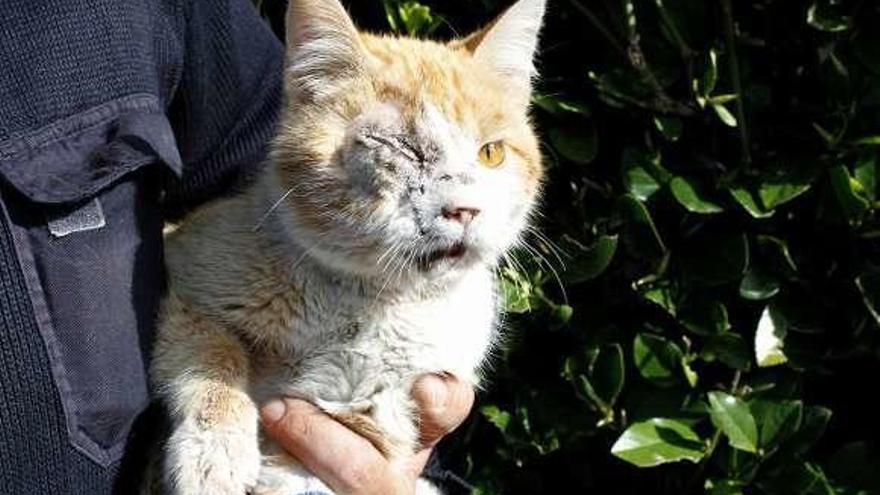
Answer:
150, 0, 547, 493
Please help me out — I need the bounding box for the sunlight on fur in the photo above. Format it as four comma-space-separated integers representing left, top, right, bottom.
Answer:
148, 0, 547, 493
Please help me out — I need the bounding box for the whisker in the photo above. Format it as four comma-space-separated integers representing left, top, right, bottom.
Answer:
253, 187, 297, 231
525, 225, 569, 269
519, 239, 569, 305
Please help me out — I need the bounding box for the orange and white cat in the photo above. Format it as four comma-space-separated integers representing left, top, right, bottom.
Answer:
151, 0, 547, 493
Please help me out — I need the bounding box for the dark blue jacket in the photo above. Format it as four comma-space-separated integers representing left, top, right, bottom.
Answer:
0, 0, 282, 492
0, 1, 471, 493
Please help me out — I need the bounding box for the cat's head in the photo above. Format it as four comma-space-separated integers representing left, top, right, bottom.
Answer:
269, 0, 546, 283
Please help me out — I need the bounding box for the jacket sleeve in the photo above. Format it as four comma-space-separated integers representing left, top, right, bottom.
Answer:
164, 0, 284, 216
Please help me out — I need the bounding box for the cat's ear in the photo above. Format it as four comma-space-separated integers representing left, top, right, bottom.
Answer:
285, 0, 366, 99
453, 0, 547, 99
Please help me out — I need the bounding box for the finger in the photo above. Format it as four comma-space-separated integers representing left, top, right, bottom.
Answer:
402, 446, 434, 480
260, 399, 403, 495
411, 374, 475, 448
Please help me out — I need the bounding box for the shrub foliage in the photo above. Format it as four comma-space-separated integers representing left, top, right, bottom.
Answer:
256, 1, 880, 493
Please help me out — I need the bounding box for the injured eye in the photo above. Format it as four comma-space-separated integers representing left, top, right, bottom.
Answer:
361, 132, 422, 163
478, 141, 505, 169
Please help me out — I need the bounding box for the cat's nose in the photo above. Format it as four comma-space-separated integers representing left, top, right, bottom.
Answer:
442, 206, 481, 225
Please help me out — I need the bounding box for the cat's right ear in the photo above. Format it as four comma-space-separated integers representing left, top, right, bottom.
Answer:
285, 0, 366, 100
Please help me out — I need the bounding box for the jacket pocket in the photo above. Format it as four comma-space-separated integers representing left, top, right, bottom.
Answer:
0, 94, 181, 467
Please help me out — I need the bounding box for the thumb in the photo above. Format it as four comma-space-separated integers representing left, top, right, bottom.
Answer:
412, 374, 475, 448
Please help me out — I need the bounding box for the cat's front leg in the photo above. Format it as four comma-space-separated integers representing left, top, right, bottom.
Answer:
152, 295, 261, 495
164, 405, 260, 495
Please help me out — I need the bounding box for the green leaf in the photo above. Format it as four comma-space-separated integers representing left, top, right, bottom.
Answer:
749, 399, 803, 448
532, 94, 591, 116
564, 351, 605, 410
548, 124, 598, 164
500, 268, 531, 313
592, 344, 626, 407
828, 165, 870, 225
854, 154, 877, 200
739, 267, 781, 300
707, 391, 759, 453
812, 122, 838, 147
621, 148, 671, 200
669, 176, 724, 214
697, 48, 718, 98
807, 2, 852, 33
633, 333, 684, 387
565, 235, 618, 283
755, 304, 789, 368
382, 0, 400, 32
771, 291, 826, 337
680, 230, 749, 286
653, 116, 682, 142
758, 167, 817, 209
553, 304, 574, 324
682, 357, 698, 388
480, 405, 512, 433
702, 333, 752, 370
712, 103, 738, 127
589, 69, 654, 109
617, 194, 667, 263
853, 136, 880, 146
610, 418, 705, 467
756, 235, 799, 274
730, 186, 775, 219
708, 94, 738, 105
705, 479, 746, 495
396, 1, 443, 36
640, 284, 677, 316
623, 164, 661, 201
679, 297, 730, 335
856, 267, 880, 327
574, 373, 608, 411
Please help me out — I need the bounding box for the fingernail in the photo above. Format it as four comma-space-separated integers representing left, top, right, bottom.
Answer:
261, 399, 287, 424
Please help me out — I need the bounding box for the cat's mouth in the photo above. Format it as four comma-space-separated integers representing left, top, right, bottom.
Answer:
417, 242, 467, 270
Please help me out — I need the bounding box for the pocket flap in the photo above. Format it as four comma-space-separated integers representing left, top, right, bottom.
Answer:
0, 94, 182, 204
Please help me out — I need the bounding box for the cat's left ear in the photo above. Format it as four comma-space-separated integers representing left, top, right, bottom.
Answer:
453, 0, 547, 101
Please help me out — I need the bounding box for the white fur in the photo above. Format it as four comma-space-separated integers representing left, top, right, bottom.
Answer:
474, 0, 547, 95
285, 0, 364, 99
164, 414, 261, 495
157, 1, 547, 493
248, 190, 500, 427
243, 246, 497, 494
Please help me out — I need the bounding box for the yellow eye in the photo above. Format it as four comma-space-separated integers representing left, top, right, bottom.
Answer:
478, 141, 506, 168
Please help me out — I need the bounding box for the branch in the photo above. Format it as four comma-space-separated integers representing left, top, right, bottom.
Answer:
567, 0, 628, 59
684, 371, 742, 495
622, 0, 696, 116
569, 0, 697, 117
722, 0, 752, 164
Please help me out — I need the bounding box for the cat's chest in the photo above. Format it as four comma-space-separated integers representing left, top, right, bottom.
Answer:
285, 269, 498, 378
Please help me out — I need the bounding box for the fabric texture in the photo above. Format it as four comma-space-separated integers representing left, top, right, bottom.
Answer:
0, 0, 282, 492
0, 0, 473, 493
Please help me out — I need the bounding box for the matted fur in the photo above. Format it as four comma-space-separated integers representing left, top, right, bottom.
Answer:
150, 0, 547, 493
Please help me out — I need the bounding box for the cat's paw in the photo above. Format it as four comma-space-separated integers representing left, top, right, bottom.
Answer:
164, 419, 261, 495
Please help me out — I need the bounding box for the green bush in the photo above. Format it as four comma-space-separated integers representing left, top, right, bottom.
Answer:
257, 1, 880, 493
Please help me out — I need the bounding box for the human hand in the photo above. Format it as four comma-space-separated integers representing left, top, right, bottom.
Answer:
259, 374, 475, 494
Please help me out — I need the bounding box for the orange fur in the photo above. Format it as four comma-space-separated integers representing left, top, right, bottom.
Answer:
272, 31, 544, 235
151, 1, 547, 492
